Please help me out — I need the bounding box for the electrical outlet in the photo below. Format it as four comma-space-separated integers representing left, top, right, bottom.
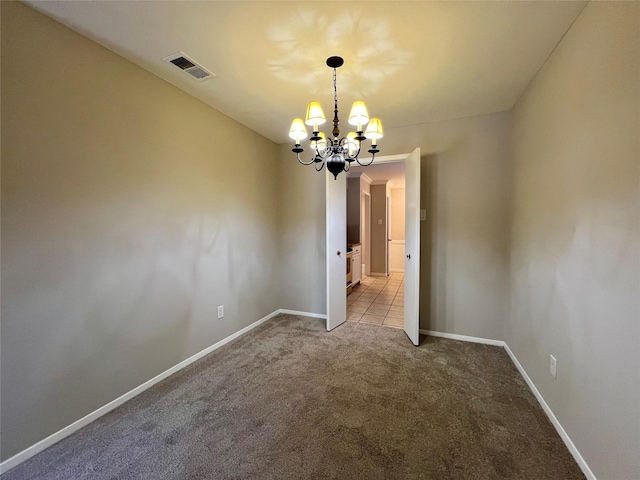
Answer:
217, 305, 224, 319
549, 355, 557, 378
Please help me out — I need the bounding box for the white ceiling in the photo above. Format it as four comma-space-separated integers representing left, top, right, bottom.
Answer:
28, 1, 586, 145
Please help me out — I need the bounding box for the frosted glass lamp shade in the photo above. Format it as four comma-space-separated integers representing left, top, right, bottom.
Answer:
348, 101, 369, 127
305, 102, 326, 127
289, 118, 308, 143
364, 118, 383, 141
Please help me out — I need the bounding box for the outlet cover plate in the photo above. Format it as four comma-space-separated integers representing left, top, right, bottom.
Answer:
217, 305, 224, 319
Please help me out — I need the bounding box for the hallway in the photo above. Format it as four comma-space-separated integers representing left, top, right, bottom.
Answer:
347, 273, 405, 328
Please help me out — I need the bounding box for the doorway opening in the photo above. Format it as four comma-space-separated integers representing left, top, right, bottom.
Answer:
326, 149, 421, 345
346, 162, 406, 329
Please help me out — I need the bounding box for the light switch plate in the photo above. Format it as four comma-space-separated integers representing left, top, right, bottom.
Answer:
420, 209, 426, 221
217, 305, 224, 319
549, 355, 557, 378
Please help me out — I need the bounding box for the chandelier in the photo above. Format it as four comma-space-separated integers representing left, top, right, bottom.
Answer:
289, 56, 383, 180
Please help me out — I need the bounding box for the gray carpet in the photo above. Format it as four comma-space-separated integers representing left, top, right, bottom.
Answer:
2, 314, 584, 479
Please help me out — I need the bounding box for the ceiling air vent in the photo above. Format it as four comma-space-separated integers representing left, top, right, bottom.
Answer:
162, 52, 215, 82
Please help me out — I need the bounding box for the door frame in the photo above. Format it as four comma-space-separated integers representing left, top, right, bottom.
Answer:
327, 152, 419, 335
385, 195, 390, 275
361, 191, 371, 277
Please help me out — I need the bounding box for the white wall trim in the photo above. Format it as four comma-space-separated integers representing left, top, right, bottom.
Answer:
420, 329, 505, 347
371, 180, 390, 186
346, 172, 373, 186
389, 240, 405, 245
360, 173, 373, 185
503, 344, 596, 480
420, 329, 595, 480
278, 309, 327, 319
358, 153, 409, 165
0, 309, 282, 475
369, 272, 387, 277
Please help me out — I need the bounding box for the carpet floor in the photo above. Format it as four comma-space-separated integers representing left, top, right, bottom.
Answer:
2, 314, 584, 480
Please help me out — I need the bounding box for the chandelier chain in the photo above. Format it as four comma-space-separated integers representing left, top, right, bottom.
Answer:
332, 68, 340, 138
333, 68, 338, 114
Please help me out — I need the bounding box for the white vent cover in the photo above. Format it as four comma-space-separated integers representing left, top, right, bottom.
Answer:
162, 52, 215, 81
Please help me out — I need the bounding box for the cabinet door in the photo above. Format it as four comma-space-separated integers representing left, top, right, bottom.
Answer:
352, 254, 362, 284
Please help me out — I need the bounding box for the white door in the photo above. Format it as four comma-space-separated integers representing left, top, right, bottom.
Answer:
361, 194, 366, 276
404, 148, 421, 345
326, 170, 347, 331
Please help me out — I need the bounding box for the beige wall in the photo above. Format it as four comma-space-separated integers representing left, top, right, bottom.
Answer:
370, 184, 388, 274
508, 3, 639, 478
390, 188, 405, 241
277, 144, 327, 313
383, 112, 511, 338
1, 2, 279, 460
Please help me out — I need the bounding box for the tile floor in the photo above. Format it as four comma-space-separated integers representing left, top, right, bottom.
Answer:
347, 273, 404, 329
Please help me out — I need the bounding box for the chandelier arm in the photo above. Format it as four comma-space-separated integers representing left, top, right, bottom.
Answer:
355, 151, 375, 166
296, 150, 319, 166
315, 158, 325, 171
343, 137, 361, 163
353, 140, 362, 159
345, 147, 361, 163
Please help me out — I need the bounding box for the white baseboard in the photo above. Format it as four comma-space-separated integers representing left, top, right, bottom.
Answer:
421, 329, 594, 480
0, 309, 282, 475
420, 329, 505, 347
369, 272, 387, 277
1, 315, 595, 480
278, 309, 327, 319
503, 344, 596, 480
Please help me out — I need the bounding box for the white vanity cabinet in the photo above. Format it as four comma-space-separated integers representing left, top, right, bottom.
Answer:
351, 244, 362, 285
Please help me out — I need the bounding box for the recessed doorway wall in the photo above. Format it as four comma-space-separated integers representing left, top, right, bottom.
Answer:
332, 149, 421, 345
